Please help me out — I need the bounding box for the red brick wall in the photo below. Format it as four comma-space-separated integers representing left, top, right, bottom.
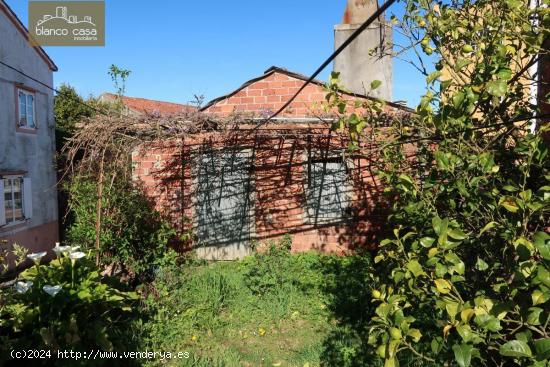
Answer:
202, 70, 400, 118
132, 70, 410, 256
203, 72, 327, 117
132, 125, 391, 255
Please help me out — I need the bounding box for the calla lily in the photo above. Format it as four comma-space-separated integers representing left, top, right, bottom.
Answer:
52, 244, 71, 256
69, 251, 86, 261
43, 285, 62, 297
69, 251, 86, 267
15, 281, 33, 294
27, 252, 47, 264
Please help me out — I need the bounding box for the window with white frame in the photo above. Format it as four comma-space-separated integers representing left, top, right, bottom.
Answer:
0, 176, 32, 226
17, 89, 36, 129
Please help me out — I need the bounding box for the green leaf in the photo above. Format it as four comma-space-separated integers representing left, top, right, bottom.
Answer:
448, 229, 467, 240
527, 307, 544, 325
420, 237, 436, 248
519, 190, 532, 202
427, 71, 442, 84
475, 314, 502, 332
431, 338, 442, 354
486, 80, 507, 97
499, 196, 519, 213
499, 340, 532, 358
506, 0, 523, 8
434, 152, 450, 170
398, 174, 415, 186
440, 79, 452, 91
533, 232, 550, 260
432, 216, 443, 234
406, 260, 425, 277
77, 290, 92, 300
475, 258, 489, 271
455, 58, 471, 71
384, 357, 398, 367
371, 80, 382, 90
337, 102, 346, 114
534, 339, 550, 361
445, 300, 460, 319
330, 119, 344, 131
496, 68, 513, 80
452, 343, 473, 367
461, 309, 475, 323
428, 248, 439, 258
479, 221, 497, 235
407, 328, 422, 343
452, 91, 466, 108
456, 324, 473, 343
503, 184, 518, 192
536, 266, 550, 288
532, 290, 549, 306
434, 279, 452, 294
436, 218, 449, 246
445, 252, 465, 275
376, 303, 391, 319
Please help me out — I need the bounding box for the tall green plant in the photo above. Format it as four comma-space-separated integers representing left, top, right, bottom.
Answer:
66, 174, 175, 280
0, 246, 137, 363
330, 0, 550, 365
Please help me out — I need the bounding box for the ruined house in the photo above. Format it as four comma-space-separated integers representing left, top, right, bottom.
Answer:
132, 0, 412, 260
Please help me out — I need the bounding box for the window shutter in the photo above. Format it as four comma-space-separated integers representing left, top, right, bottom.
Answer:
23, 178, 32, 220
0, 179, 5, 226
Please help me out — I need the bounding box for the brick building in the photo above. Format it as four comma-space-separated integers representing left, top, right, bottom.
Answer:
132, 67, 411, 259
131, 0, 412, 259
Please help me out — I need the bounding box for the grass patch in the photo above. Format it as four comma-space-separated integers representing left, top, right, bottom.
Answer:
138, 236, 380, 366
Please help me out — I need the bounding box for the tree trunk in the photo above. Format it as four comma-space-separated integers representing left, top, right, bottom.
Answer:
95, 150, 105, 266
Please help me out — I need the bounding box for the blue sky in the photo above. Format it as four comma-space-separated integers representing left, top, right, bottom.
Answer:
7, 0, 427, 107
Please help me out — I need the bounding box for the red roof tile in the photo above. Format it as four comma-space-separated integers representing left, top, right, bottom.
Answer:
100, 93, 196, 115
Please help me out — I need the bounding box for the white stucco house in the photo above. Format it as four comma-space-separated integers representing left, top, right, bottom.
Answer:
0, 0, 59, 257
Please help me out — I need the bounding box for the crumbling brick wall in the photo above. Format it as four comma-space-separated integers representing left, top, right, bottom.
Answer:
132, 69, 411, 257
132, 125, 391, 256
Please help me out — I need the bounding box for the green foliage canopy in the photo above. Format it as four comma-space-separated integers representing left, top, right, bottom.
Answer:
329, 0, 550, 365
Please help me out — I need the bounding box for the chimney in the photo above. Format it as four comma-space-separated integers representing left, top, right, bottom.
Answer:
333, 0, 393, 101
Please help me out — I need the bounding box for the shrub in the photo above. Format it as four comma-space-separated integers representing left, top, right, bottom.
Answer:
66, 174, 175, 280
0, 245, 138, 364
327, 0, 550, 365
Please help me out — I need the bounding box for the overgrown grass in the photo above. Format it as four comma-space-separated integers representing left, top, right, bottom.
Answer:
137, 237, 380, 366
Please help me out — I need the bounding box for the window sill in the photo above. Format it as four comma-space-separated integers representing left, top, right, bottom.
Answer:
16, 127, 37, 134
0, 219, 30, 233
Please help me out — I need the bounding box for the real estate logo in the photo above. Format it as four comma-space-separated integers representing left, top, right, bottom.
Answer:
29, 1, 105, 46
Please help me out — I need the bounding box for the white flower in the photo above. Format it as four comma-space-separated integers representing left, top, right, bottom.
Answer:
43, 285, 62, 297
69, 251, 86, 261
52, 244, 71, 256
69, 246, 81, 252
14, 281, 33, 294
27, 252, 47, 264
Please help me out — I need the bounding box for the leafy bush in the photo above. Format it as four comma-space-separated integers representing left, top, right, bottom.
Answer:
0, 245, 138, 363
328, 0, 550, 365
66, 174, 175, 280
